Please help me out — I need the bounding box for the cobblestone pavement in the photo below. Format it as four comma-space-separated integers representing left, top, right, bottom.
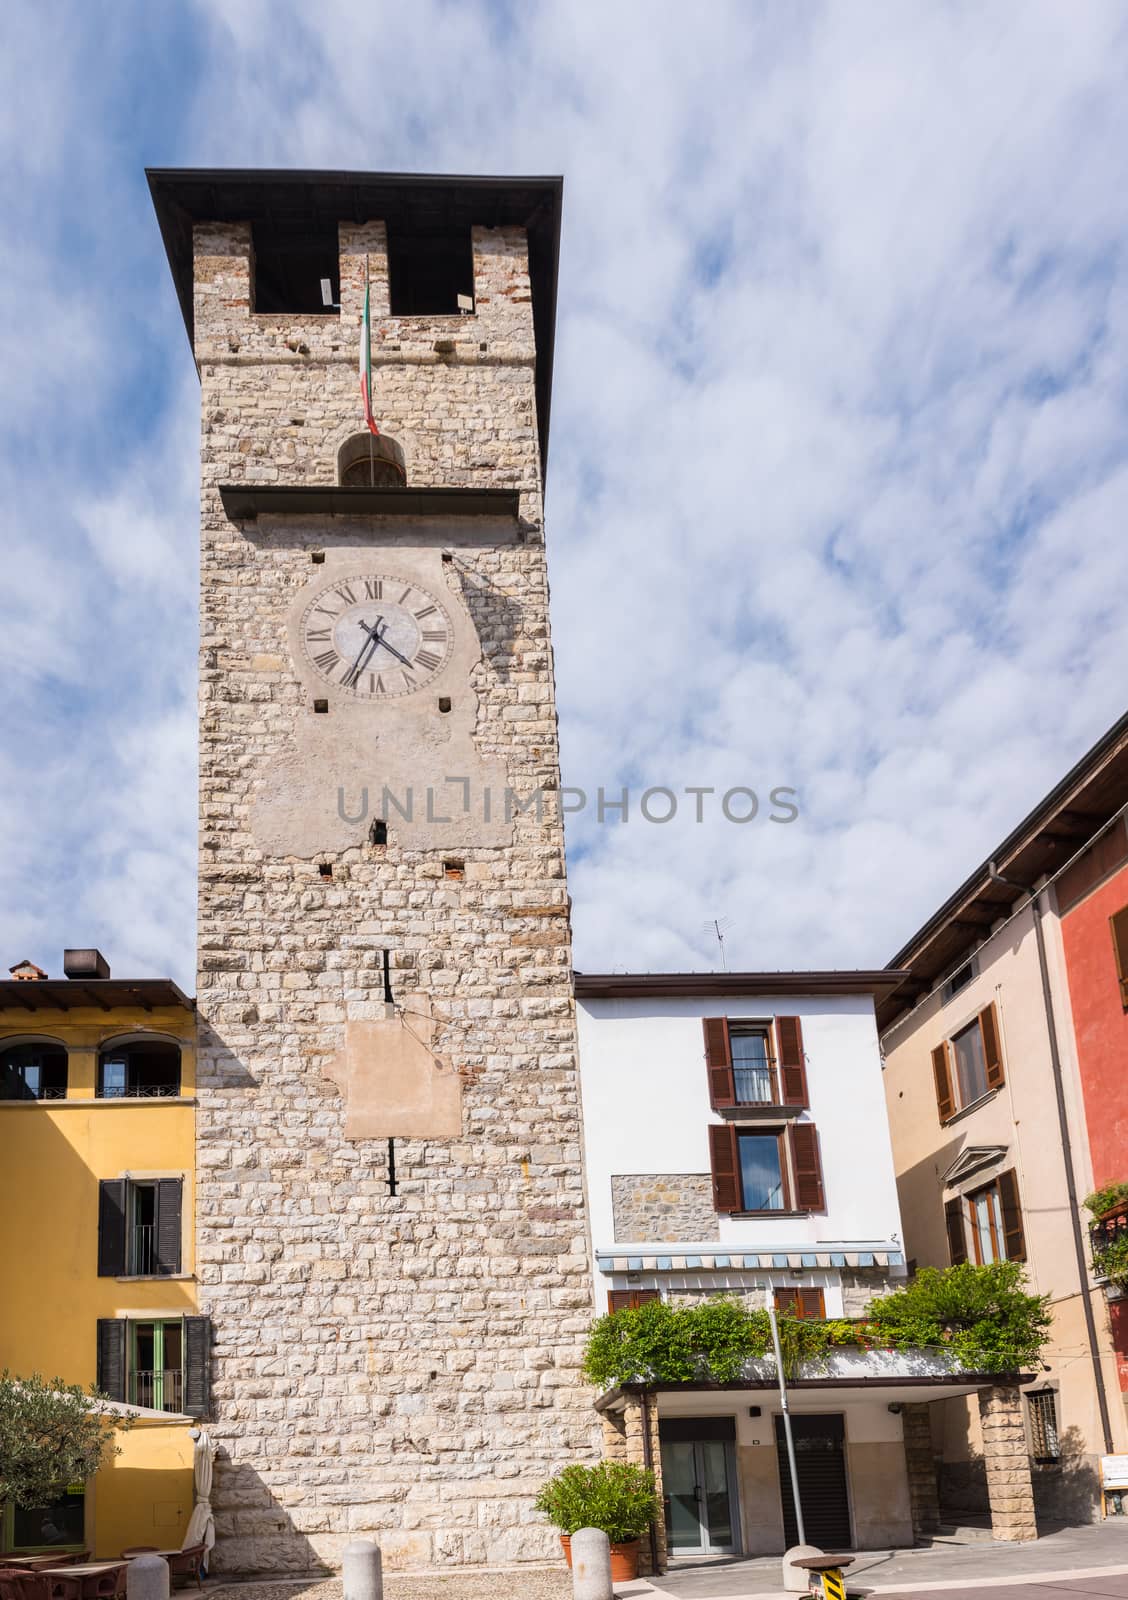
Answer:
207, 1571, 574, 1600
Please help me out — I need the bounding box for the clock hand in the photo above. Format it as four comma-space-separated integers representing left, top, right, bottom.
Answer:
342, 615, 383, 686
370, 621, 415, 670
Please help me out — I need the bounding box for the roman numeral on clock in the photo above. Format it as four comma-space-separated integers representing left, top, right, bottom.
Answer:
314, 650, 340, 673
422, 630, 446, 643
414, 605, 437, 619
414, 650, 442, 672
364, 578, 383, 600
334, 583, 356, 605
307, 628, 331, 642
398, 588, 412, 605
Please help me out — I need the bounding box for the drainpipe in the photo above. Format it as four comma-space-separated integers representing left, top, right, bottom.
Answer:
638, 1389, 661, 1576
987, 861, 1114, 1453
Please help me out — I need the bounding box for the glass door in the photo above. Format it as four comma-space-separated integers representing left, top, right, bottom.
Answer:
660, 1436, 739, 1555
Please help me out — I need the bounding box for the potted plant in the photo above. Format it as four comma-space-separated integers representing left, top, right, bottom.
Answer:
535, 1460, 661, 1581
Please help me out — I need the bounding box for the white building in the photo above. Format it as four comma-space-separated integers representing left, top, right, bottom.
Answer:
574, 971, 1021, 1565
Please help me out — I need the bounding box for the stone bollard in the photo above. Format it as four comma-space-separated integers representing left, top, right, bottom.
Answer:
782, 1543, 824, 1592
126, 1555, 169, 1600
342, 1538, 383, 1600
571, 1527, 613, 1600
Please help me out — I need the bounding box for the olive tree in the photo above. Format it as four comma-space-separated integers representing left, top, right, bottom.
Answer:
0, 1371, 127, 1510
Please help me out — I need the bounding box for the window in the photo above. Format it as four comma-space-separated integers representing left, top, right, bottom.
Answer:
97, 1315, 211, 1419
945, 1167, 1026, 1266
774, 1287, 826, 1319
1027, 1389, 1060, 1463
968, 1181, 1005, 1264
387, 225, 474, 316
3, 1486, 85, 1553
131, 1320, 184, 1413
98, 1178, 182, 1277
703, 1016, 808, 1109
1112, 906, 1128, 1011
97, 1041, 180, 1099
0, 1041, 67, 1101
931, 1002, 1004, 1123
608, 1289, 660, 1313
942, 956, 979, 1004
252, 219, 339, 316
338, 432, 406, 488
709, 1123, 825, 1214
730, 1027, 774, 1105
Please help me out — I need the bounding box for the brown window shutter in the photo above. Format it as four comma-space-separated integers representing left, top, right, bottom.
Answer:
1112, 906, 1128, 1009
708, 1124, 741, 1211
800, 1288, 826, 1319
789, 1123, 825, 1211
703, 1018, 736, 1108
997, 1167, 1026, 1261
773, 1287, 800, 1315
980, 1003, 1004, 1090
932, 1043, 955, 1123
776, 1016, 808, 1106
945, 1197, 968, 1265
608, 1289, 659, 1313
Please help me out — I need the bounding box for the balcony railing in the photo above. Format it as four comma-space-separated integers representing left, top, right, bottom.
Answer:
132, 1368, 183, 1412
1090, 1210, 1128, 1288
131, 1225, 156, 1275
733, 1065, 776, 1105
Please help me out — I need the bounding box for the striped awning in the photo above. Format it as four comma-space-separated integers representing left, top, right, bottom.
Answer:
596, 1249, 905, 1274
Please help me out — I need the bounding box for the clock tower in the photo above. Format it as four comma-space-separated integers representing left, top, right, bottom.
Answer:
149, 170, 597, 1572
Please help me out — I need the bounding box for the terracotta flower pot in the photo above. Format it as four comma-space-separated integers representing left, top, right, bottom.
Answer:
560, 1534, 641, 1580
610, 1540, 641, 1581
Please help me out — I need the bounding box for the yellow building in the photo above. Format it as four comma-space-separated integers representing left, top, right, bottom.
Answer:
0, 949, 202, 1560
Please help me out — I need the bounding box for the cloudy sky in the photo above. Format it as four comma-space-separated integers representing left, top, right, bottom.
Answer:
4, 2, 1128, 989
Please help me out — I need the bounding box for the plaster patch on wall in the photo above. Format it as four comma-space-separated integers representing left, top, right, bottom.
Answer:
322, 996, 462, 1139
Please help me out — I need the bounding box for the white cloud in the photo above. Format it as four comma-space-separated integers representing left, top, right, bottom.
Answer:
3, 0, 1128, 987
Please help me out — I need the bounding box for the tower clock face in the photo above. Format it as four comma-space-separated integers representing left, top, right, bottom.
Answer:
299, 574, 454, 699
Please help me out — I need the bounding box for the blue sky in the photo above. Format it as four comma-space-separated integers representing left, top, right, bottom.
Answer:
4, 2, 1128, 990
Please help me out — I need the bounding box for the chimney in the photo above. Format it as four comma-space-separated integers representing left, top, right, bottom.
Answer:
63, 949, 111, 981
9, 959, 48, 981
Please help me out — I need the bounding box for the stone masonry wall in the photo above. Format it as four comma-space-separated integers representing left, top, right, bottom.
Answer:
610, 1173, 718, 1244
193, 216, 600, 1573
977, 1385, 1037, 1541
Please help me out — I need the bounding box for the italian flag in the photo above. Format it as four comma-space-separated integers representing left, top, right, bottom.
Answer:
359, 273, 380, 436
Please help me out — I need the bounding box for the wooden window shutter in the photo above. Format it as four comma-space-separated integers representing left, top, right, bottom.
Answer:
997, 1168, 1026, 1261
1112, 906, 1128, 1009
608, 1289, 658, 1313
773, 1287, 800, 1315
96, 1318, 127, 1401
155, 1178, 183, 1276
183, 1315, 212, 1418
800, 1288, 826, 1319
776, 1016, 808, 1106
980, 1003, 1004, 1090
703, 1018, 735, 1108
789, 1123, 825, 1211
708, 1124, 741, 1211
97, 1179, 128, 1277
945, 1197, 968, 1265
932, 1043, 955, 1123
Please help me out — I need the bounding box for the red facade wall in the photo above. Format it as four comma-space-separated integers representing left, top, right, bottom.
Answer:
1061, 860, 1128, 1190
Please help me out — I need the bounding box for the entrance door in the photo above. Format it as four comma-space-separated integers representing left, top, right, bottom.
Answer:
660, 1421, 739, 1555
775, 1413, 851, 1549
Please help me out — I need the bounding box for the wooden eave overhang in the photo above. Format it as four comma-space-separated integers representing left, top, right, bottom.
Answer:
146, 167, 563, 475
878, 707, 1128, 1034
0, 980, 195, 1015
218, 484, 520, 522
574, 970, 910, 1001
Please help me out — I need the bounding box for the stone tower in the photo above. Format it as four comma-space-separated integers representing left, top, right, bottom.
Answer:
148, 170, 598, 1572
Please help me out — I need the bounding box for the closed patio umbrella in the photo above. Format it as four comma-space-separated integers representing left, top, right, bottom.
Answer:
181, 1430, 217, 1571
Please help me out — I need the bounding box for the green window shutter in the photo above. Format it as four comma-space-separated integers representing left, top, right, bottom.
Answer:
97, 1180, 127, 1277
776, 1017, 809, 1106
96, 1318, 127, 1401
183, 1316, 212, 1418
155, 1179, 183, 1275
703, 1018, 735, 1108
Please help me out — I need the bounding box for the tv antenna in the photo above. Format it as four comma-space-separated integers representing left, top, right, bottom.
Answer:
703, 916, 733, 971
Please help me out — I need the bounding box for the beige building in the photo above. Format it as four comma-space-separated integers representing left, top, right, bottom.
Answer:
880, 713, 1128, 1522
147, 168, 599, 1573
